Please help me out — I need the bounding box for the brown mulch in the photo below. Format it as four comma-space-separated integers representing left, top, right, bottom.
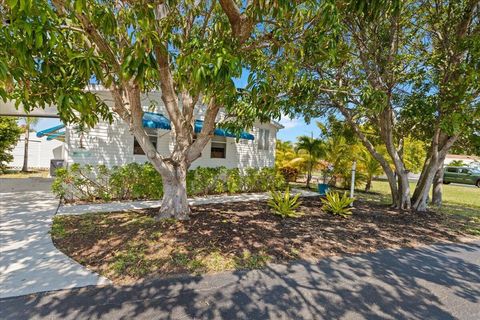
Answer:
52, 197, 479, 284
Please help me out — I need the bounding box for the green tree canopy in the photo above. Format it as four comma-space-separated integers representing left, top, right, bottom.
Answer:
268, 0, 480, 211
0, 0, 332, 219
0, 117, 22, 173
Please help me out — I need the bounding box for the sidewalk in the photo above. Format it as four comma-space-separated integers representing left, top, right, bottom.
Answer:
57, 188, 319, 216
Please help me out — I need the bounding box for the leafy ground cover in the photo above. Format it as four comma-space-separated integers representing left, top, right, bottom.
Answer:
52, 196, 479, 284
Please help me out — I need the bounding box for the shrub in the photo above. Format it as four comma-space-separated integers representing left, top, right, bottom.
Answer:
51, 163, 112, 201
279, 166, 299, 182
321, 191, 354, 218
243, 167, 286, 192
110, 163, 163, 200
53, 163, 286, 202
226, 168, 242, 194
187, 166, 226, 196
267, 188, 303, 218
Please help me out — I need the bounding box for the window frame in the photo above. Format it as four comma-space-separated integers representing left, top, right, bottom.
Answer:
133, 129, 158, 155
258, 128, 270, 150
210, 136, 227, 159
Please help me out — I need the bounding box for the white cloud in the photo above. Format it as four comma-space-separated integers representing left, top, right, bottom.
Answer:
279, 114, 300, 129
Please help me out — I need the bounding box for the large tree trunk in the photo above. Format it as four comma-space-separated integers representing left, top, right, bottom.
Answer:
379, 109, 411, 210
432, 165, 444, 207
396, 171, 411, 210
411, 131, 457, 211
432, 151, 448, 207
336, 103, 400, 207
157, 162, 190, 220
21, 125, 29, 172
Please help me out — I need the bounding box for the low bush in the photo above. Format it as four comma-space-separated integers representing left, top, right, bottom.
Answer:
321, 191, 354, 218
52, 164, 112, 202
268, 188, 303, 218
279, 166, 299, 182
53, 163, 286, 202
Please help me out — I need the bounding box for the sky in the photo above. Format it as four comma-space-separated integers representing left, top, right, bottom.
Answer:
24, 69, 321, 142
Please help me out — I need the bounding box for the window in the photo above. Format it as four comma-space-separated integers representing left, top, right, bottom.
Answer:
446, 168, 458, 173
258, 129, 270, 150
460, 168, 470, 174
211, 136, 226, 159
133, 129, 157, 155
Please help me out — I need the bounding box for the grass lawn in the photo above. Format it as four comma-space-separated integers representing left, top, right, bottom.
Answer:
364, 180, 480, 233
293, 179, 480, 236
0, 169, 49, 178
52, 196, 479, 284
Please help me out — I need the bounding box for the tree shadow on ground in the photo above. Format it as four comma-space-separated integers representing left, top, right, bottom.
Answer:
1, 241, 479, 320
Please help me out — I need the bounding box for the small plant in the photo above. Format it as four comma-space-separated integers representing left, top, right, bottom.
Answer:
50, 217, 68, 239
321, 191, 354, 218
267, 188, 303, 218
279, 165, 299, 182
236, 250, 271, 269
112, 244, 151, 277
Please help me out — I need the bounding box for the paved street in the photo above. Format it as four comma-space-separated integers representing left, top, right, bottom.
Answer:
1, 241, 479, 320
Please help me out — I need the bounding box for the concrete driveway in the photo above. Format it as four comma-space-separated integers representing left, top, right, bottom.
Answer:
0, 178, 109, 298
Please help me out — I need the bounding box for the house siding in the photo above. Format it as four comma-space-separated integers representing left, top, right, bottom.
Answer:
8, 134, 63, 169
65, 106, 278, 169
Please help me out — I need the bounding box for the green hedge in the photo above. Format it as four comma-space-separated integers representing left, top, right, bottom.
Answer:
52, 163, 286, 202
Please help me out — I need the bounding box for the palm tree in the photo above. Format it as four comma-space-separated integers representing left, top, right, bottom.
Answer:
323, 136, 349, 186
275, 140, 295, 167
295, 136, 324, 188
21, 117, 39, 172
360, 149, 383, 192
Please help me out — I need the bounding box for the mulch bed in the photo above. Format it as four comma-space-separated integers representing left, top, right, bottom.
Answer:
52, 197, 479, 284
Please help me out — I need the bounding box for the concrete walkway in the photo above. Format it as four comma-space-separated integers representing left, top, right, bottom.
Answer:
57, 188, 320, 216
0, 183, 110, 299
1, 241, 479, 319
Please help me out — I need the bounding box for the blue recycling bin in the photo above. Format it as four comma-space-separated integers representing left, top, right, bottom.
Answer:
318, 183, 329, 196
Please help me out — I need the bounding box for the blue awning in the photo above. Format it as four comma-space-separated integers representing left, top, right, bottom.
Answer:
144, 112, 254, 140
143, 112, 172, 130
36, 124, 65, 137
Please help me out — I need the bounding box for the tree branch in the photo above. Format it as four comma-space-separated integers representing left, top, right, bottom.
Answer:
52, 0, 121, 74
218, 0, 254, 43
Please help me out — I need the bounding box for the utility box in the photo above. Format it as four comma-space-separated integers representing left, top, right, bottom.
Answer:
50, 159, 64, 177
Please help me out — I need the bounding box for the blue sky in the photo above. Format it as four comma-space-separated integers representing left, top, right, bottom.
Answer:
25, 70, 319, 142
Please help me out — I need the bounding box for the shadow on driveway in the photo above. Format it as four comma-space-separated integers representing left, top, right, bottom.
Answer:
1, 241, 479, 319
0, 185, 109, 299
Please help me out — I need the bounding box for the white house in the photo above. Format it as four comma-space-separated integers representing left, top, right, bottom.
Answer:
7, 133, 64, 170
32, 88, 282, 170
444, 154, 480, 166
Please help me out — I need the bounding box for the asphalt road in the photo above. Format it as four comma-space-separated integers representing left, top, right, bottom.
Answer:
1, 241, 479, 320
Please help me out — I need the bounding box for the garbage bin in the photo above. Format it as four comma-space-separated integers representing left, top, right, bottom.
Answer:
50, 159, 64, 176
318, 183, 329, 196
